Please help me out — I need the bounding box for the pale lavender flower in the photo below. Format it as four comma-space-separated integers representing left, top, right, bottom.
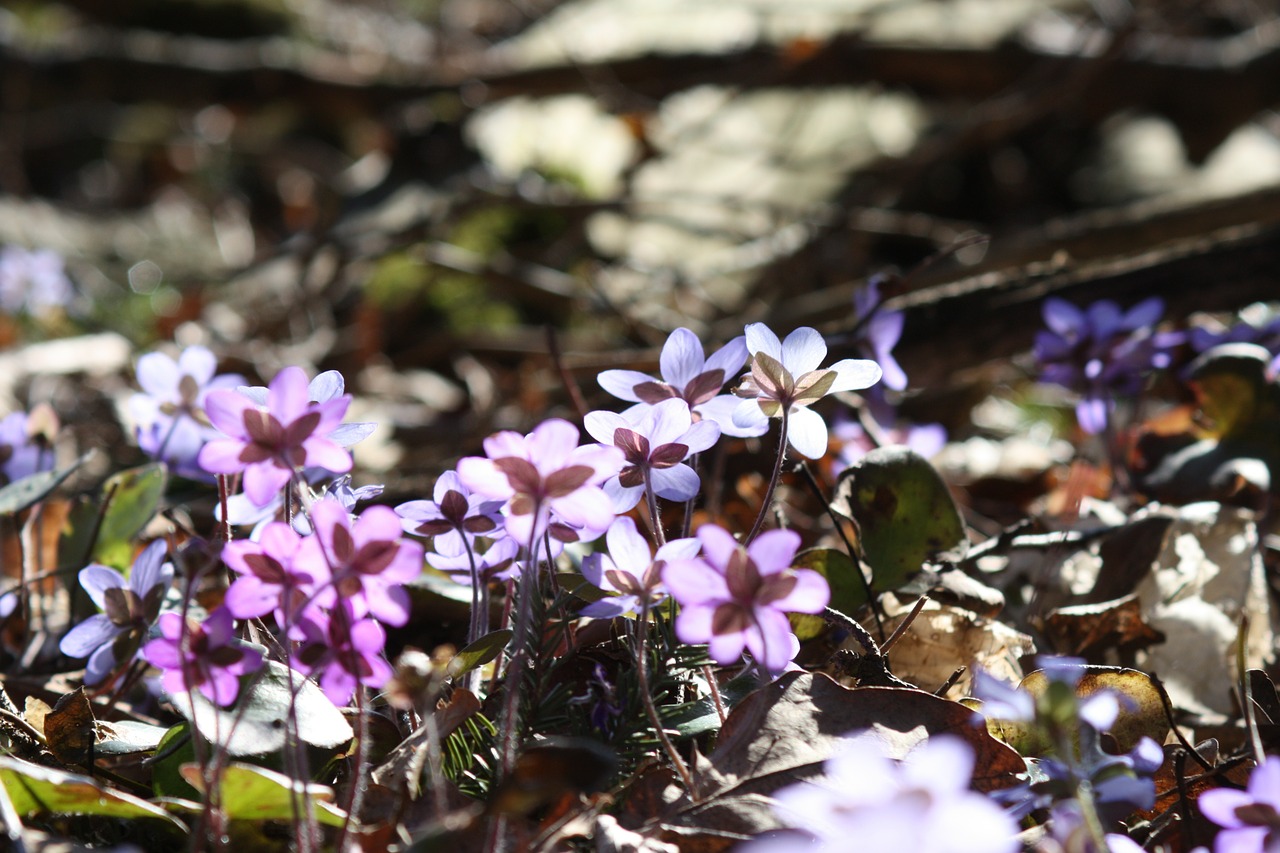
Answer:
584, 398, 720, 512
580, 516, 700, 618
395, 470, 503, 558
291, 601, 392, 706
143, 607, 264, 707
750, 731, 1019, 853
198, 366, 355, 506
662, 524, 828, 673
1034, 297, 1180, 434
130, 345, 245, 480
428, 536, 520, 585
0, 247, 73, 313
59, 541, 174, 685
0, 405, 57, 485
829, 408, 946, 477
854, 276, 908, 392
456, 418, 624, 545
300, 500, 423, 627
238, 369, 375, 450
598, 328, 764, 438
733, 324, 883, 459
1199, 756, 1280, 853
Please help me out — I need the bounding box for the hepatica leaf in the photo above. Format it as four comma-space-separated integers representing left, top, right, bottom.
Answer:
0, 755, 185, 831
169, 659, 352, 756
0, 452, 89, 515
788, 548, 867, 641
831, 446, 966, 592
178, 763, 347, 826
93, 463, 168, 570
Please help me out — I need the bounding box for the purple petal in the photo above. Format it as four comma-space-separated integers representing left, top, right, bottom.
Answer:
1076, 396, 1109, 435
707, 629, 749, 667
1123, 296, 1163, 330
769, 569, 828, 613
1197, 789, 1254, 829
84, 643, 119, 685
456, 457, 514, 500
197, 438, 249, 475
603, 478, 643, 513
142, 636, 182, 670
177, 346, 218, 385
673, 602, 714, 645
224, 575, 279, 620
549, 486, 616, 532
1042, 298, 1084, 337
695, 524, 738, 572
329, 422, 376, 448
204, 390, 254, 439
731, 398, 770, 430
1251, 757, 1280, 809
697, 395, 767, 438
308, 370, 345, 403
660, 328, 706, 390
747, 608, 799, 673
643, 398, 693, 446
267, 367, 311, 422
580, 552, 613, 590
130, 540, 172, 595
703, 336, 748, 380
603, 516, 653, 577
79, 565, 126, 609
649, 464, 699, 502
746, 529, 801, 575
663, 557, 729, 604
243, 462, 292, 507
566, 443, 626, 481
527, 419, 580, 472
580, 597, 636, 619
365, 584, 411, 626
680, 419, 721, 454
60, 615, 119, 658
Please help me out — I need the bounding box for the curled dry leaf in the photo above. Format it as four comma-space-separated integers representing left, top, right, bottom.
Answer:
855, 599, 1035, 697
1043, 594, 1165, 662
651, 672, 1023, 851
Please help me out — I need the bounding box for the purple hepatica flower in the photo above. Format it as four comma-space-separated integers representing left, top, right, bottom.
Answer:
239, 369, 376, 451
428, 536, 520, 585
143, 607, 264, 708
598, 327, 765, 439
663, 524, 828, 674
829, 408, 946, 477
199, 366, 355, 507
0, 247, 73, 314
292, 601, 392, 706
302, 500, 423, 627
854, 276, 908, 392
580, 516, 700, 618
1189, 316, 1280, 355
395, 469, 503, 558
1200, 756, 1280, 853
1034, 297, 1180, 434
733, 324, 883, 459
59, 540, 174, 685
456, 418, 624, 545
0, 405, 58, 485
130, 346, 245, 481
752, 731, 1018, 853
584, 398, 720, 513
222, 521, 324, 626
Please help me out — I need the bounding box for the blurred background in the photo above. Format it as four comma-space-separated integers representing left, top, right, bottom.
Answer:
0, 0, 1278, 501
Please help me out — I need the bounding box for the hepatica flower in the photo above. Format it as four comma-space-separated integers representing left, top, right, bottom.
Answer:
395, 469, 503, 558
222, 521, 321, 626
0, 404, 58, 485
428, 536, 520, 585
60, 540, 173, 685
751, 731, 1018, 853
854, 276, 908, 392
143, 607, 264, 707
1200, 756, 1280, 853
457, 418, 624, 545
0, 246, 74, 314
733, 324, 883, 459
580, 516, 699, 618
198, 366, 355, 506
130, 345, 245, 480
1034, 297, 1180, 434
584, 398, 720, 512
292, 602, 392, 706
301, 500, 423, 627
598, 327, 763, 438
663, 524, 828, 673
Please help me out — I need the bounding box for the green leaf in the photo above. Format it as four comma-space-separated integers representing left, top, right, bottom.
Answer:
0, 452, 89, 515
168, 659, 353, 757
95, 719, 169, 756
177, 763, 347, 826
93, 463, 168, 569
449, 630, 513, 679
151, 724, 200, 801
830, 446, 966, 592
0, 755, 186, 830
788, 548, 867, 641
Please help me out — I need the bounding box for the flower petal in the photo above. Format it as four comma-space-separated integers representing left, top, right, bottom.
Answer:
786, 407, 830, 459
597, 370, 655, 403
660, 328, 706, 390
826, 359, 884, 393
704, 336, 748, 379
744, 323, 783, 361
780, 327, 827, 376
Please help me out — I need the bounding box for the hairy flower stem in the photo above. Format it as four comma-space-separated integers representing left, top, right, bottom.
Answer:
461, 536, 486, 694
643, 470, 666, 547
497, 521, 545, 779
636, 603, 694, 793
336, 682, 370, 853
745, 408, 789, 545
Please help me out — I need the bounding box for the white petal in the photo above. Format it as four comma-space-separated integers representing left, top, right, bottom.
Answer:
786, 407, 829, 459
780, 327, 827, 375
659, 328, 705, 390
826, 358, 884, 393
744, 323, 782, 360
